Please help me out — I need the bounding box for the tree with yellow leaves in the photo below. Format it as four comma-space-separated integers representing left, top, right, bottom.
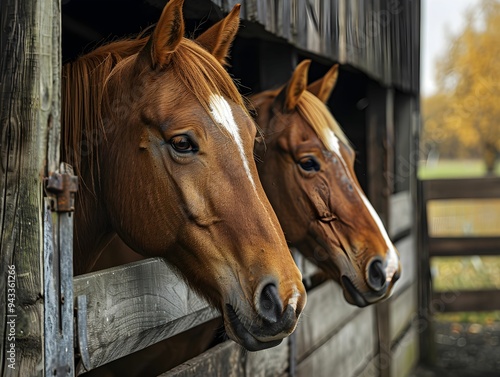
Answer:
422, 0, 500, 170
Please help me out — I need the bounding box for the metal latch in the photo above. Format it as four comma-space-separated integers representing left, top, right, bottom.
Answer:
46, 163, 78, 212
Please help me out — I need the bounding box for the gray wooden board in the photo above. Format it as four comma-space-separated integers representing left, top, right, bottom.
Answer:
162, 339, 289, 377
392, 235, 416, 297
295, 307, 376, 377
390, 326, 419, 377
389, 191, 412, 238
295, 281, 360, 362
389, 283, 418, 343
354, 355, 379, 377
245, 336, 289, 377
160, 341, 244, 377
0, 0, 61, 375
74, 258, 219, 372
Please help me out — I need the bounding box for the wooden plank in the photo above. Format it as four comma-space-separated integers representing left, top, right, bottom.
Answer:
295, 307, 376, 377
389, 191, 412, 238
245, 337, 289, 377
392, 235, 416, 297
160, 340, 244, 377
161, 338, 289, 377
295, 281, 360, 362
432, 289, 500, 312
390, 326, 419, 377
354, 354, 378, 377
74, 258, 219, 372
389, 283, 417, 343
428, 237, 500, 256
1, 0, 61, 375
423, 177, 500, 201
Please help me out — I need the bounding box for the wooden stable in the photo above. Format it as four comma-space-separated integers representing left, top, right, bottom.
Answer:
0, 0, 421, 376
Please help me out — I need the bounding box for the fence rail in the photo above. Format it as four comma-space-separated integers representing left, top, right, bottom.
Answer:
420, 176, 500, 314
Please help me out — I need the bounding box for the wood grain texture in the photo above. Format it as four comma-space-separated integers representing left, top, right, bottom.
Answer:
245, 336, 289, 377
295, 307, 376, 377
152, 0, 420, 92
160, 341, 244, 377
0, 0, 60, 375
161, 338, 289, 377
390, 326, 419, 377
389, 283, 417, 343
295, 281, 360, 362
74, 258, 219, 372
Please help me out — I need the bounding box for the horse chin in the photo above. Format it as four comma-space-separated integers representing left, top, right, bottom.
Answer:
341, 275, 369, 308
223, 304, 283, 352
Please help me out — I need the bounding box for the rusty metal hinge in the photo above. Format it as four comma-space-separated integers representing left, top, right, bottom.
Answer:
46, 163, 78, 212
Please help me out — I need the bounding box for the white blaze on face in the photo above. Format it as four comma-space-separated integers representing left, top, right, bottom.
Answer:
209, 94, 256, 189
323, 127, 399, 282
324, 128, 341, 157
287, 285, 301, 311
357, 194, 399, 281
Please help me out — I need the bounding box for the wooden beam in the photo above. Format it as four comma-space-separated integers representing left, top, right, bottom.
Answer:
423, 177, 500, 201
74, 258, 219, 373
428, 237, 500, 257
432, 289, 500, 312
1, 0, 61, 375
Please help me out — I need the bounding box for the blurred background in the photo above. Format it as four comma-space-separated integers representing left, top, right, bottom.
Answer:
418, 0, 500, 375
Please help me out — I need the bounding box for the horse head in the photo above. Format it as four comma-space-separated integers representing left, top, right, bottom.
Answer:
251, 60, 401, 307
64, 1, 305, 350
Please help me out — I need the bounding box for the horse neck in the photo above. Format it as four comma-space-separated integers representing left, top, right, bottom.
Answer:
73, 188, 114, 275
62, 49, 132, 274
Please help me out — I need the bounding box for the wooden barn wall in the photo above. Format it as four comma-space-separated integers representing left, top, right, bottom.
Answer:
1, 0, 63, 375
202, 0, 420, 93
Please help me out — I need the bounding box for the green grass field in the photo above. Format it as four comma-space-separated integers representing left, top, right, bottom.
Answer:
418, 159, 500, 180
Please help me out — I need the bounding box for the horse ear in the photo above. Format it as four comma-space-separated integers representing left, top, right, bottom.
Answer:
146, 0, 185, 68
307, 64, 339, 103
275, 60, 311, 112
196, 4, 241, 66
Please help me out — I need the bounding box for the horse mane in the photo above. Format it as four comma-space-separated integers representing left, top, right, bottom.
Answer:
295, 91, 351, 152
255, 88, 351, 153
62, 34, 247, 193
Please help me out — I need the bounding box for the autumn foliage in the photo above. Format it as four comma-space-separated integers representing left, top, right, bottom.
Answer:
422, 0, 500, 166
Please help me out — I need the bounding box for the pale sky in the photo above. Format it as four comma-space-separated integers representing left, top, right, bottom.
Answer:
421, 0, 482, 96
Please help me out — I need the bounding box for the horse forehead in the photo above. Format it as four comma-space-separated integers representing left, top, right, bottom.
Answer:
209, 94, 256, 188
208, 94, 251, 138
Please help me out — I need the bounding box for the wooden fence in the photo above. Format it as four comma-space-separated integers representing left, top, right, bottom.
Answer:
418, 177, 500, 362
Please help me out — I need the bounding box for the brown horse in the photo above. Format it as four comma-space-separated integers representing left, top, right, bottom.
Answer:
250, 60, 401, 307
64, 0, 305, 352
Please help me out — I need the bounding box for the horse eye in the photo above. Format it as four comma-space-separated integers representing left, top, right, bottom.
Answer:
298, 157, 320, 172
170, 135, 198, 154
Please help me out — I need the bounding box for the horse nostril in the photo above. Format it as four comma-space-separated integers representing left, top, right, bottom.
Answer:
367, 259, 387, 292
258, 283, 283, 324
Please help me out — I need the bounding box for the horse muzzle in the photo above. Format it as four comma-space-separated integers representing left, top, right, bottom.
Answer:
223, 280, 305, 351
341, 254, 401, 307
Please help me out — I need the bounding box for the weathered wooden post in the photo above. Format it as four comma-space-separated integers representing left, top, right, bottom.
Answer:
0, 0, 65, 375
